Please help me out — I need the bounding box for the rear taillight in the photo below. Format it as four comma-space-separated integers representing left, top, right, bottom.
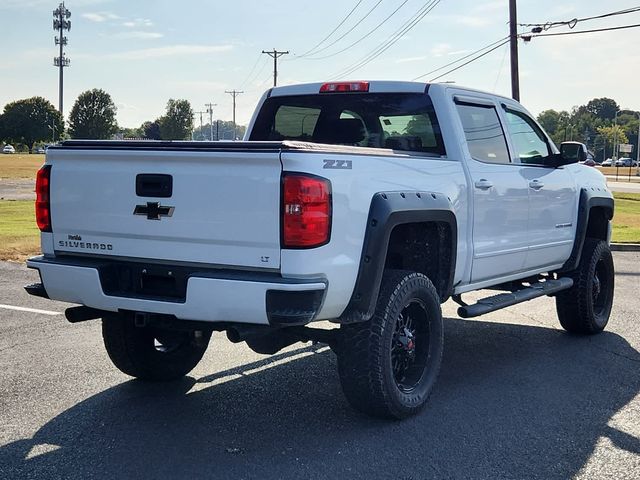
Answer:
282, 174, 331, 248
319, 81, 369, 93
35, 165, 52, 232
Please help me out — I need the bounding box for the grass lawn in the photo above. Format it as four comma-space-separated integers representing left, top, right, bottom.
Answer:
611, 192, 640, 243
0, 154, 45, 179
0, 193, 639, 262
0, 200, 40, 261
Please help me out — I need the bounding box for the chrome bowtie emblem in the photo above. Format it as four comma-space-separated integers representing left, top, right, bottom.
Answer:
133, 202, 175, 220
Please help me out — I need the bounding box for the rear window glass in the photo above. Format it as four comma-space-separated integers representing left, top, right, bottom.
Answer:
250, 93, 445, 155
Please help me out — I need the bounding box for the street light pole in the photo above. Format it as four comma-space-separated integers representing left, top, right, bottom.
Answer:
614, 110, 619, 160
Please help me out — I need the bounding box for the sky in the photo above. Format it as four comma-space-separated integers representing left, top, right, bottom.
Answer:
1, 0, 639, 128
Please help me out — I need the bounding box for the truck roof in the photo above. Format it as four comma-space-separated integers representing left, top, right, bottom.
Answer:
269, 81, 517, 104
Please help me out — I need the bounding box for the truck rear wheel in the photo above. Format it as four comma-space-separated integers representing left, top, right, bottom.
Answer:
337, 271, 443, 419
556, 238, 614, 334
102, 313, 211, 381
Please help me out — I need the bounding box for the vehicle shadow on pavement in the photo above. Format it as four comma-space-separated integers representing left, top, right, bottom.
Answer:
1, 318, 639, 479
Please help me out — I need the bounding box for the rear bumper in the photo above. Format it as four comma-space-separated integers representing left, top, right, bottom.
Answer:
26, 256, 326, 326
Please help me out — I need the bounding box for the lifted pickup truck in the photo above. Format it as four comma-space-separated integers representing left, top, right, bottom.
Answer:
26, 81, 614, 419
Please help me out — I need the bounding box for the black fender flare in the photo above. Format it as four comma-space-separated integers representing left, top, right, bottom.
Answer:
560, 188, 614, 272
338, 191, 457, 324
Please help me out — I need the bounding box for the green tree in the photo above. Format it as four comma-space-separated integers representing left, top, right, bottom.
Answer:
117, 126, 143, 139
193, 120, 246, 141
537, 109, 561, 136
141, 120, 161, 140
159, 99, 193, 140
597, 125, 628, 158
0, 97, 63, 151
584, 98, 619, 121
68, 89, 118, 139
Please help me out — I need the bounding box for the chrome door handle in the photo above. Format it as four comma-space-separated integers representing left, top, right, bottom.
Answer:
529, 180, 544, 190
474, 179, 493, 190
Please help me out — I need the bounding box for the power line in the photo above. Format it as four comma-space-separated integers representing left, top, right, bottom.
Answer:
304, 0, 411, 61
296, 0, 365, 58
243, 57, 270, 91
520, 6, 640, 30
428, 39, 510, 82
527, 22, 640, 38
301, 0, 384, 58
239, 53, 264, 89
412, 36, 507, 81
331, 0, 441, 79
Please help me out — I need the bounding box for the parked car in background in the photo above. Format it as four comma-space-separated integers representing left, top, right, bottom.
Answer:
615, 158, 637, 167
2, 145, 16, 154
602, 158, 613, 166
35, 147, 46, 154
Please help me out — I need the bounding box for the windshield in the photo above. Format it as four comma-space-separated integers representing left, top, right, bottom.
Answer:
250, 93, 445, 155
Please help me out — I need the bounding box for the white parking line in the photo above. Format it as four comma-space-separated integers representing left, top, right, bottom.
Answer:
0, 304, 62, 316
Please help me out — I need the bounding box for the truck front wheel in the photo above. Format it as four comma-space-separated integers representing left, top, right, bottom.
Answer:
337, 271, 444, 419
556, 238, 615, 334
102, 313, 211, 381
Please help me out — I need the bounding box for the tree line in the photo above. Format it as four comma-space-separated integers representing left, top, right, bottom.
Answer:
537, 97, 639, 161
0, 89, 242, 152
2, 90, 635, 157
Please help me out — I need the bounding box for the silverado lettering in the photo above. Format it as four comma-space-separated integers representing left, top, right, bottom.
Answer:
58, 241, 113, 251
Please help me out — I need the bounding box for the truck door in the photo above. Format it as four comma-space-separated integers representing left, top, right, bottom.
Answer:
501, 107, 577, 270
455, 97, 530, 283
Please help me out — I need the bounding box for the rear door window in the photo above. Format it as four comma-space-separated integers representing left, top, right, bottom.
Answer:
456, 103, 510, 164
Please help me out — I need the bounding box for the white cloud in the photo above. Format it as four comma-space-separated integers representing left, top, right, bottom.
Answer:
115, 31, 164, 40
108, 44, 234, 60
122, 18, 154, 28
82, 11, 120, 22
430, 43, 453, 57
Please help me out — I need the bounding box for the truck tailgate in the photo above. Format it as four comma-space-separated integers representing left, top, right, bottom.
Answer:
47, 147, 282, 269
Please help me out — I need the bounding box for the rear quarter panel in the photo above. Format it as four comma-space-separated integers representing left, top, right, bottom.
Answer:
280, 150, 469, 319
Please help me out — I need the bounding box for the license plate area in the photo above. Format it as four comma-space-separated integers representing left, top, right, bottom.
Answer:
99, 263, 188, 302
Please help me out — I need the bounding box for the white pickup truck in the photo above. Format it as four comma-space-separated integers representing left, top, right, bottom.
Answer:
26, 81, 614, 419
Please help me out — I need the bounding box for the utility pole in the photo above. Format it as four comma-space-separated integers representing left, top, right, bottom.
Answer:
262, 49, 289, 87
509, 0, 520, 101
53, 2, 71, 115
194, 111, 205, 140
205, 102, 217, 141
225, 90, 244, 140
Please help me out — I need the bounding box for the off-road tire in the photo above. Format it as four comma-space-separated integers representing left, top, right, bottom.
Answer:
337, 270, 444, 419
556, 238, 614, 334
102, 312, 211, 381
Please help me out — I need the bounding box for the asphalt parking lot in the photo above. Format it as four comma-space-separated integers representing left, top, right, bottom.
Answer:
1, 253, 639, 479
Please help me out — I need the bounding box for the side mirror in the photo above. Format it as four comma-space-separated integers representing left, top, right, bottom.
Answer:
578, 148, 587, 162
557, 143, 582, 167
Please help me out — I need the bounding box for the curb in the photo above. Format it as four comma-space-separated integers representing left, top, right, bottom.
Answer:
611, 243, 640, 252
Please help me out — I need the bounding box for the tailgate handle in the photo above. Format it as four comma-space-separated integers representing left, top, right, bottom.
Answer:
136, 174, 173, 198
